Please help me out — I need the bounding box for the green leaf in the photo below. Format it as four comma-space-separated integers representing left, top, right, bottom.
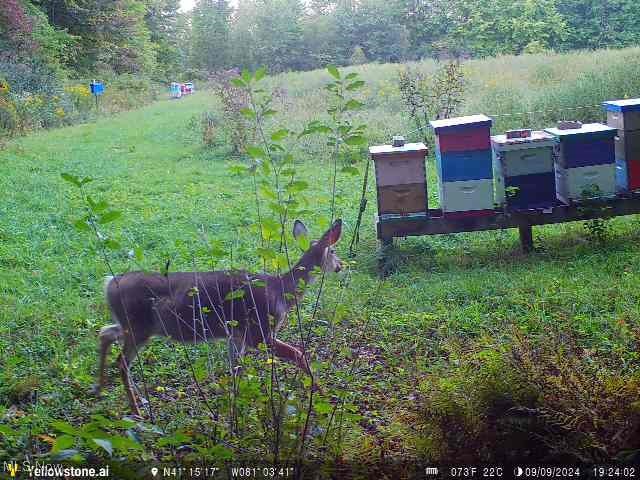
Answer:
0, 424, 18, 436
345, 72, 359, 80
98, 210, 122, 224
256, 247, 276, 260
52, 449, 83, 461
230, 78, 246, 88
246, 146, 266, 160
157, 431, 191, 447
268, 202, 286, 215
73, 218, 91, 232
286, 180, 309, 193
327, 65, 340, 79
193, 356, 208, 382
314, 401, 333, 415
225, 289, 245, 301
109, 434, 142, 451
341, 166, 359, 176
93, 438, 113, 456
228, 164, 249, 176
60, 173, 82, 187
240, 108, 256, 120
134, 246, 144, 262
208, 444, 233, 460
254, 67, 267, 82
52, 434, 74, 454
104, 239, 120, 251
262, 109, 278, 117
241, 69, 252, 84
51, 421, 79, 436
343, 99, 364, 111
346, 80, 365, 91
87, 196, 108, 213
344, 135, 367, 146
271, 129, 289, 141
296, 234, 310, 251
259, 184, 278, 201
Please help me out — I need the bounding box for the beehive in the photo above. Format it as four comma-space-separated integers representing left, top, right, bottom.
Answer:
430, 115, 494, 213
545, 123, 617, 202
370, 141, 428, 215
603, 98, 640, 191
492, 131, 556, 210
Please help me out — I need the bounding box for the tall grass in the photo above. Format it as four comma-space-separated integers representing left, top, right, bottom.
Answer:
268, 47, 640, 143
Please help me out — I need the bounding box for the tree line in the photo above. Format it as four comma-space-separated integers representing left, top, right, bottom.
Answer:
2, 0, 640, 81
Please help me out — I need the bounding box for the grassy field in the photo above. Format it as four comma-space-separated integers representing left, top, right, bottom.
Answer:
2, 48, 640, 471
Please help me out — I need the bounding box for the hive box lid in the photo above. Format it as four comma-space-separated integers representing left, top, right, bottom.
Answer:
545, 123, 617, 138
602, 99, 640, 112
369, 142, 428, 156
429, 114, 492, 133
491, 131, 555, 151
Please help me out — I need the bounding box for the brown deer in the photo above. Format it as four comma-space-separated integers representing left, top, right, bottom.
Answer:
94, 219, 342, 415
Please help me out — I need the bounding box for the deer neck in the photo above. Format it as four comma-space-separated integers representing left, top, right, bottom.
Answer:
280, 246, 324, 307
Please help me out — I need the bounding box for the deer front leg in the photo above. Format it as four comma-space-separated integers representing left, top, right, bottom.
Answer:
272, 338, 311, 375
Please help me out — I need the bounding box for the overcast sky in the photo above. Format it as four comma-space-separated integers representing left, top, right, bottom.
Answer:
180, 0, 196, 12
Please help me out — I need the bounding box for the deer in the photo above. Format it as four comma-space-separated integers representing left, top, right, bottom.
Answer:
94, 219, 343, 416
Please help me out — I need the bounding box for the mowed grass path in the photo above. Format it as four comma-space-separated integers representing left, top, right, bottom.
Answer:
2, 67, 640, 457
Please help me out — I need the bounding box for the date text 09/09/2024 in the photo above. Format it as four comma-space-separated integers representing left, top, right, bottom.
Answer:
435, 466, 637, 478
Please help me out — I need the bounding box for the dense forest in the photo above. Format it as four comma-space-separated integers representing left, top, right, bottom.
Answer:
3, 0, 640, 80
2, 0, 640, 137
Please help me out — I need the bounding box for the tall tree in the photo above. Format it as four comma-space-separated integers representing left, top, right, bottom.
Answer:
190, 0, 231, 71
145, 0, 183, 79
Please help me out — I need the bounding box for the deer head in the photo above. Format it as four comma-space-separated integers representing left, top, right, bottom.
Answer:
292, 219, 343, 275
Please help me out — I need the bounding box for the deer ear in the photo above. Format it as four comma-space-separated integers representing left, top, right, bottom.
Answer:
293, 220, 308, 240
321, 219, 342, 246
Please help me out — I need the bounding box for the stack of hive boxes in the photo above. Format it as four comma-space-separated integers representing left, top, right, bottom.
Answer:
369, 141, 429, 216
492, 131, 557, 210
602, 99, 640, 192
430, 115, 494, 215
544, 123, 617, 203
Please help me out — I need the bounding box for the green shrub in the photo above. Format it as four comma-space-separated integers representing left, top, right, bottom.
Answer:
413, 331, 640, 463
0, 97, 19, 136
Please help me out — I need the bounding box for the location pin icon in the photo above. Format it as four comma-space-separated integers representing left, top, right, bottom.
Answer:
151, 467, 159, 477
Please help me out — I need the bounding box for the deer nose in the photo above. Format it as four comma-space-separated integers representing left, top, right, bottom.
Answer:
335, 263, 342, 273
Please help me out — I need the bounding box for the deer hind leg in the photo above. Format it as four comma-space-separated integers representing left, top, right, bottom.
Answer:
94, 324, 123, 395
272, 338, 311, 375
117, 334, 146, 416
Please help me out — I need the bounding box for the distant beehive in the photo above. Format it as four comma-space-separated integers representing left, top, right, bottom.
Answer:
603, 99, 640, 191
369, 140, 428, 216
170, 82, 182, 98
545, 123, 617, 202
430, 115, 494, 215
492, 130, 557, 210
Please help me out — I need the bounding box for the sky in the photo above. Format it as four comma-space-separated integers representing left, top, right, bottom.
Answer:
180, 0, 196, 12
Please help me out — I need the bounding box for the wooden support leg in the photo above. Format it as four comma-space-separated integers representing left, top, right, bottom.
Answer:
378, 237, 394, 278
519, 225, 533, 253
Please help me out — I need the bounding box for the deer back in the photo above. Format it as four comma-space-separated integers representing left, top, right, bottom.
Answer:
105, 271, 289, 346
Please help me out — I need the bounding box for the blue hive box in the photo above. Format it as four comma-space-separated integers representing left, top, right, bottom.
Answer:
430, 115, 495, 213
545, 124, 617, 202
492, 130, 557, 210
603, 99, 640, 131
